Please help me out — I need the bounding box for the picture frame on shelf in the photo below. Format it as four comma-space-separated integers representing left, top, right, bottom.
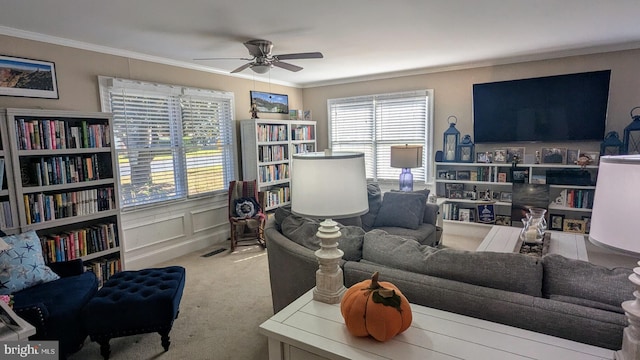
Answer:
497, 172, 507, 182
495, 215, 511, 226
303, 110, 312, 120
563, 219, 586, 234
476, 204, 496, 224
499, 192, 512, 202
445, 183, 464, 191
448, 189, 463, 199
476, 152, 488, 163
437, 170, 448, 179
458, 208, 472, 222
0, 55, 59, 99
506, 147, 525, 164
456, 170, 471, 181
250, 90, 289, 114
550, 214, 565, 231
581, 151, 600, 165
541, 147, 567, 164
446, 170, 457, 180
509, 167, 529, 183
566, 149, 580, 165
493, 149, 507, 163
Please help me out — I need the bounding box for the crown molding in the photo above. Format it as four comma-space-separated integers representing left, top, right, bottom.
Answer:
0, 26, 300, 88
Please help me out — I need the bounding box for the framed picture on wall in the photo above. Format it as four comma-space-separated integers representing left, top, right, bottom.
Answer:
0, 55, 59, 99
249, 91, 289, 114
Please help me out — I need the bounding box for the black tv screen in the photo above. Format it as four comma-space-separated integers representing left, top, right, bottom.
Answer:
473, 70, 611, 143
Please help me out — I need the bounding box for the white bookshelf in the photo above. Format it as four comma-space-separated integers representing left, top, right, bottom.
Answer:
240, 119, 316, 211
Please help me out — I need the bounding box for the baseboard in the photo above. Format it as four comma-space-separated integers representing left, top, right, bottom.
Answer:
124, 230, 228, 270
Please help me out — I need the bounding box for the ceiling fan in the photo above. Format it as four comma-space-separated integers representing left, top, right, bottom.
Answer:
195, 39, 323, 74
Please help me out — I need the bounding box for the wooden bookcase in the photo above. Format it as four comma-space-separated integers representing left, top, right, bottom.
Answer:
240, 119, 316, 211
4, 108, 124, 285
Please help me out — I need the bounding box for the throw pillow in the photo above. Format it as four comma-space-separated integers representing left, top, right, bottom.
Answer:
373, 191, 426, 230
361, 183, 382, 232
542, 254, 634, 308
234, 197, 260, 218
281, 216, 365, 261
0, 231, 60, 295
362, 229, 438, 273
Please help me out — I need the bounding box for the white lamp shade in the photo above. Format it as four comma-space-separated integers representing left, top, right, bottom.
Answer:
390, 145, 423, 168
291, 151, 368, 219
590, 155, 640, 255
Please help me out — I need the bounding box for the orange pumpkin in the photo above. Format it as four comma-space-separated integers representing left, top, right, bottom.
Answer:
340, 271, 412, 342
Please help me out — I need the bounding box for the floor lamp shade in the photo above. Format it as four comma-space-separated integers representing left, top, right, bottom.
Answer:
291, 151, 369, 219
589, 155, 640, 255
590, 155, 640, 360
391, 145, 423, 192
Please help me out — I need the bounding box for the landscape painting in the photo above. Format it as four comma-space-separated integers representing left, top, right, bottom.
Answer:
0, 55, 58, 99
250, 91, 288, 114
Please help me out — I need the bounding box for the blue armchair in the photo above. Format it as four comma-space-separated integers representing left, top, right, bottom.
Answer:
12, 259, 99, 359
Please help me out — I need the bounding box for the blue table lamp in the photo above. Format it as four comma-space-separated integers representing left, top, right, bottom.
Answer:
390, 144, 423, 191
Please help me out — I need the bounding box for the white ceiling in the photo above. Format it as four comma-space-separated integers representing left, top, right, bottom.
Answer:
2, 0, 640, 87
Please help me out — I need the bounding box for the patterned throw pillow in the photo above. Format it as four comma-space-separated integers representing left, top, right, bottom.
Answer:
234, 197, 260, 218
0, 231, 60, 295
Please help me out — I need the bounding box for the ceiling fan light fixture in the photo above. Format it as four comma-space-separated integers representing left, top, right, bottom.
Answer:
251, 64, 272, 74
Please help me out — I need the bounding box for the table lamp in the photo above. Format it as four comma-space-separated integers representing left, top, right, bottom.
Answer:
291, 150, 368, 304
390, 144, 423, 191
589, 154, 640, 359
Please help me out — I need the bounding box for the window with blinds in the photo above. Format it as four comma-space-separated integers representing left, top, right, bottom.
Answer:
99, 77, 235, 209
328, 90, 433, 182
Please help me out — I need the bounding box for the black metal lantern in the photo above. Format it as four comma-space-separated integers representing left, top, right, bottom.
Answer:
600, 131, 624, 156
623, 106, 640, 155
457, 134, 474, 163
442, 116, 460, 162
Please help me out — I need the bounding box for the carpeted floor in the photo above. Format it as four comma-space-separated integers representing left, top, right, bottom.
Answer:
69, 244, 272, 360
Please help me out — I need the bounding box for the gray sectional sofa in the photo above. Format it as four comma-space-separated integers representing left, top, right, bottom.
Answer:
265, 185, 635, 351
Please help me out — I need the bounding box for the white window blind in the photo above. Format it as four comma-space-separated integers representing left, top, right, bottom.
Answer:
99, 77, 235, 209
328, 90, 433, 182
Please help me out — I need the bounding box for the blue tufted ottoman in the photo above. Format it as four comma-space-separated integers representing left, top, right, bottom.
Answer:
82, 266, 186, 359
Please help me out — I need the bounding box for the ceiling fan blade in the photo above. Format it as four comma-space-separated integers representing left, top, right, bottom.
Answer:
231, 62, 253, 73
272, 61, 303, 72
194, 57, 253, 61
275, 52, 323, 60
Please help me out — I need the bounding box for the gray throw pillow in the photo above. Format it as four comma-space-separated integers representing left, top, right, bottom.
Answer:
281, 216, 364, 261
361, 183, 382, 231
362, 229, 438, 273
373, 191, 426, 230
542, 254, 634, 308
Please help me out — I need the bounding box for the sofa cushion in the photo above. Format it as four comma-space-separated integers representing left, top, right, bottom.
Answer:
361, 183, 382, 232
373, 191, 426, 230
376, 222, 437, 245
281, 215, 365, 261
542, 254, 633, 310
0, 231, 60, 295
362, 229, 438, 274
423, 249, 544, 297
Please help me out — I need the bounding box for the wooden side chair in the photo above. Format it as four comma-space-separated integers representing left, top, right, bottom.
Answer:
228, 180, 266, 252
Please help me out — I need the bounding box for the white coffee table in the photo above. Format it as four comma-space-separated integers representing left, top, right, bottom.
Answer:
477, 225, 589, 261
259, 289, 613, 360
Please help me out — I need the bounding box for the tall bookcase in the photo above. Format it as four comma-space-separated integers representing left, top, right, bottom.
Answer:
0, 112, 20, 234
4, 108, 124, 285
240, 119, 316, 211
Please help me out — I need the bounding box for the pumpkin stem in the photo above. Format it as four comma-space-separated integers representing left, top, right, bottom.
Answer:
370, 271, 381, 290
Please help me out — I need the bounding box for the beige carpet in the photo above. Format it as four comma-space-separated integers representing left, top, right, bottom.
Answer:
69, 245, 272, 360
68, 233, 636, 359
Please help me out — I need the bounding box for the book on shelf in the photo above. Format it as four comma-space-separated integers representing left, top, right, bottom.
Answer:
39, 222, 118, 264
16, 118, 110, 150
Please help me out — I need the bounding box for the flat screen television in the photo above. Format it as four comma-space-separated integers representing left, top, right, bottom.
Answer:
472, 70, 611, 143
